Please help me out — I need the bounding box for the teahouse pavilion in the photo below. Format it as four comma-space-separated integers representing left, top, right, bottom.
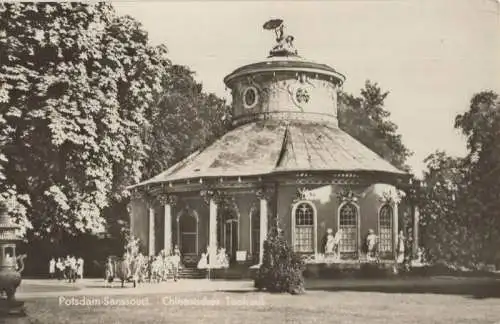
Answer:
128, 20, 417, 269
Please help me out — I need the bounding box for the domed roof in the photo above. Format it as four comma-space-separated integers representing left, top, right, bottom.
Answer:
133, 120, 406, 188
129, 20, 408, 191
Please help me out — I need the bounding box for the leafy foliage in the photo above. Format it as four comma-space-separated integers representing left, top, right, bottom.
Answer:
141, 65, 231, 180
339, 80, 412, 171
454, 91, 500, 265
255, 226, 305, 295
419, 91, 500, 268
0, 3, 169, 237
418, 151, 471, 266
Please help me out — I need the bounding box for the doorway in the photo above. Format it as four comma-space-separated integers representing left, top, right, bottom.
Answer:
218, 208, 239, 263
178, 210, 198, 266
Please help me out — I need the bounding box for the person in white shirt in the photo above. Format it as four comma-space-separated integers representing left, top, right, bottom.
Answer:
49, 258, 56, 279
77, 257, 84, 279
171, 245, 181, 281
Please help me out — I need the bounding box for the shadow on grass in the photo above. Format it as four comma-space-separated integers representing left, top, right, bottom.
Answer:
305, 279, 500, 299
216, 278, 500, 299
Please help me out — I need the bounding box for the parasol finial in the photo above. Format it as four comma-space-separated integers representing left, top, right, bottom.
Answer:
263, 19, 298, 57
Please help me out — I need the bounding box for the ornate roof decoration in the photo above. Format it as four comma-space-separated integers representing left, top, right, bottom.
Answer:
263, 19, 298, 57
378, 191, 395, 205
336, 188, 358, 204
294, 187, 315, 203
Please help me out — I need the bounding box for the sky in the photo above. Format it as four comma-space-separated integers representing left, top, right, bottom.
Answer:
114, 0, 500, 178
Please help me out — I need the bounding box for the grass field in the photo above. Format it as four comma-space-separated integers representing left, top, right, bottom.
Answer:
3, 278, 500, 324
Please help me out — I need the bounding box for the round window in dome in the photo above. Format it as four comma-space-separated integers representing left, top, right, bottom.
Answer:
243, 87, 259, 109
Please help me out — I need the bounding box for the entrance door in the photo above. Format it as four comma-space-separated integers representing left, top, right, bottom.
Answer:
179, 212, 198, 266
224, 219, 238, 262
218, 208, 239, 263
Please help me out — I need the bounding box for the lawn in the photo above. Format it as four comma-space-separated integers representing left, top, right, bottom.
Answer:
3, 278, 500, 324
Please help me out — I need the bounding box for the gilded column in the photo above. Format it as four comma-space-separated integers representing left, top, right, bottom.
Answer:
148, 205, 155, 256
393, 201, 399, 260
158, 193, 177, 254
201, 189, 219, 269
413, 205, 419, 259
256, 188, 273, 265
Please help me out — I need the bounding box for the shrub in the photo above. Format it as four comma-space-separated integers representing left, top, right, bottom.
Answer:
254, 226, 305, 295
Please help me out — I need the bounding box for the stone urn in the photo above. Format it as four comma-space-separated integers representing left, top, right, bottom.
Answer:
0, 201, 26, 315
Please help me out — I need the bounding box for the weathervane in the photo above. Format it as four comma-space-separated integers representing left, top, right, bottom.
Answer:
263, 19, 298, 57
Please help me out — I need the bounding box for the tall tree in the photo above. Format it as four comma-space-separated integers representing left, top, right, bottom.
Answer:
142, 65, 230, 180
418, 151, 472, 266
0, 3, 169, 240
454, 91, 500, 265
419, 91, 500, 268
339, 80, 412, 171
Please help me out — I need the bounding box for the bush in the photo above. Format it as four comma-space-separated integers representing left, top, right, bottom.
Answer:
254, 226, 305, 295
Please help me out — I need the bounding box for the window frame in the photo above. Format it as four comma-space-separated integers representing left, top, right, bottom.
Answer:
291, 200, 318, 254
378, 203, 394, 255
337, 201, 360, 255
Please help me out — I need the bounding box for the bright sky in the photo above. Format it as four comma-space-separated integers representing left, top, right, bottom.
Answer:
114, 0, 500, 177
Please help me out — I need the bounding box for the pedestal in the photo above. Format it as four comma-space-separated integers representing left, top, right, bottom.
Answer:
0, 299, 26, 316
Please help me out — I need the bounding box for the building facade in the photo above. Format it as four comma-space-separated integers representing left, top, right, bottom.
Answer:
128, 20, 415, 268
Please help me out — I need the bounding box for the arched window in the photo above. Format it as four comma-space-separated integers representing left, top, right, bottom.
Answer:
379, 204, 393, 253
339, 203, 358, 253
293, 202, 315, 253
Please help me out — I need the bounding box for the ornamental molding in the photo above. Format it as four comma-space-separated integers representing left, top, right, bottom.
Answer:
199, 189, 235, 208
336, 188, 359, 204
155, 193, 178, 206
378, 188, 404, 205
282, 178, 363, 186
378, 191, 395, 205
255, 186, 275, 201
293, 187, 315, 203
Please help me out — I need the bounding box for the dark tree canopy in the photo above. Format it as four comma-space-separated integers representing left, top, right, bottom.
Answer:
419, 91, 500, 268
141, 65, 231, 180
339, 80, 412, 171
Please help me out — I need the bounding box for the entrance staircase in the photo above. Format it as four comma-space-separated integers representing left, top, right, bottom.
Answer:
179, 267, 207, 279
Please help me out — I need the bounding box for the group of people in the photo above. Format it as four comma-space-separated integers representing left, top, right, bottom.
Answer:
49, 255, 84, 281
196, 247, 229, 269
147, 246, 182, 282
104, 243, 183, 287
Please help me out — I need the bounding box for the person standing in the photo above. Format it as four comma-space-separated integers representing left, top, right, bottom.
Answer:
77, 257, 84, 279
56, 258, 64, 280
172, 245, 181, 282
49, 257, 56, 279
